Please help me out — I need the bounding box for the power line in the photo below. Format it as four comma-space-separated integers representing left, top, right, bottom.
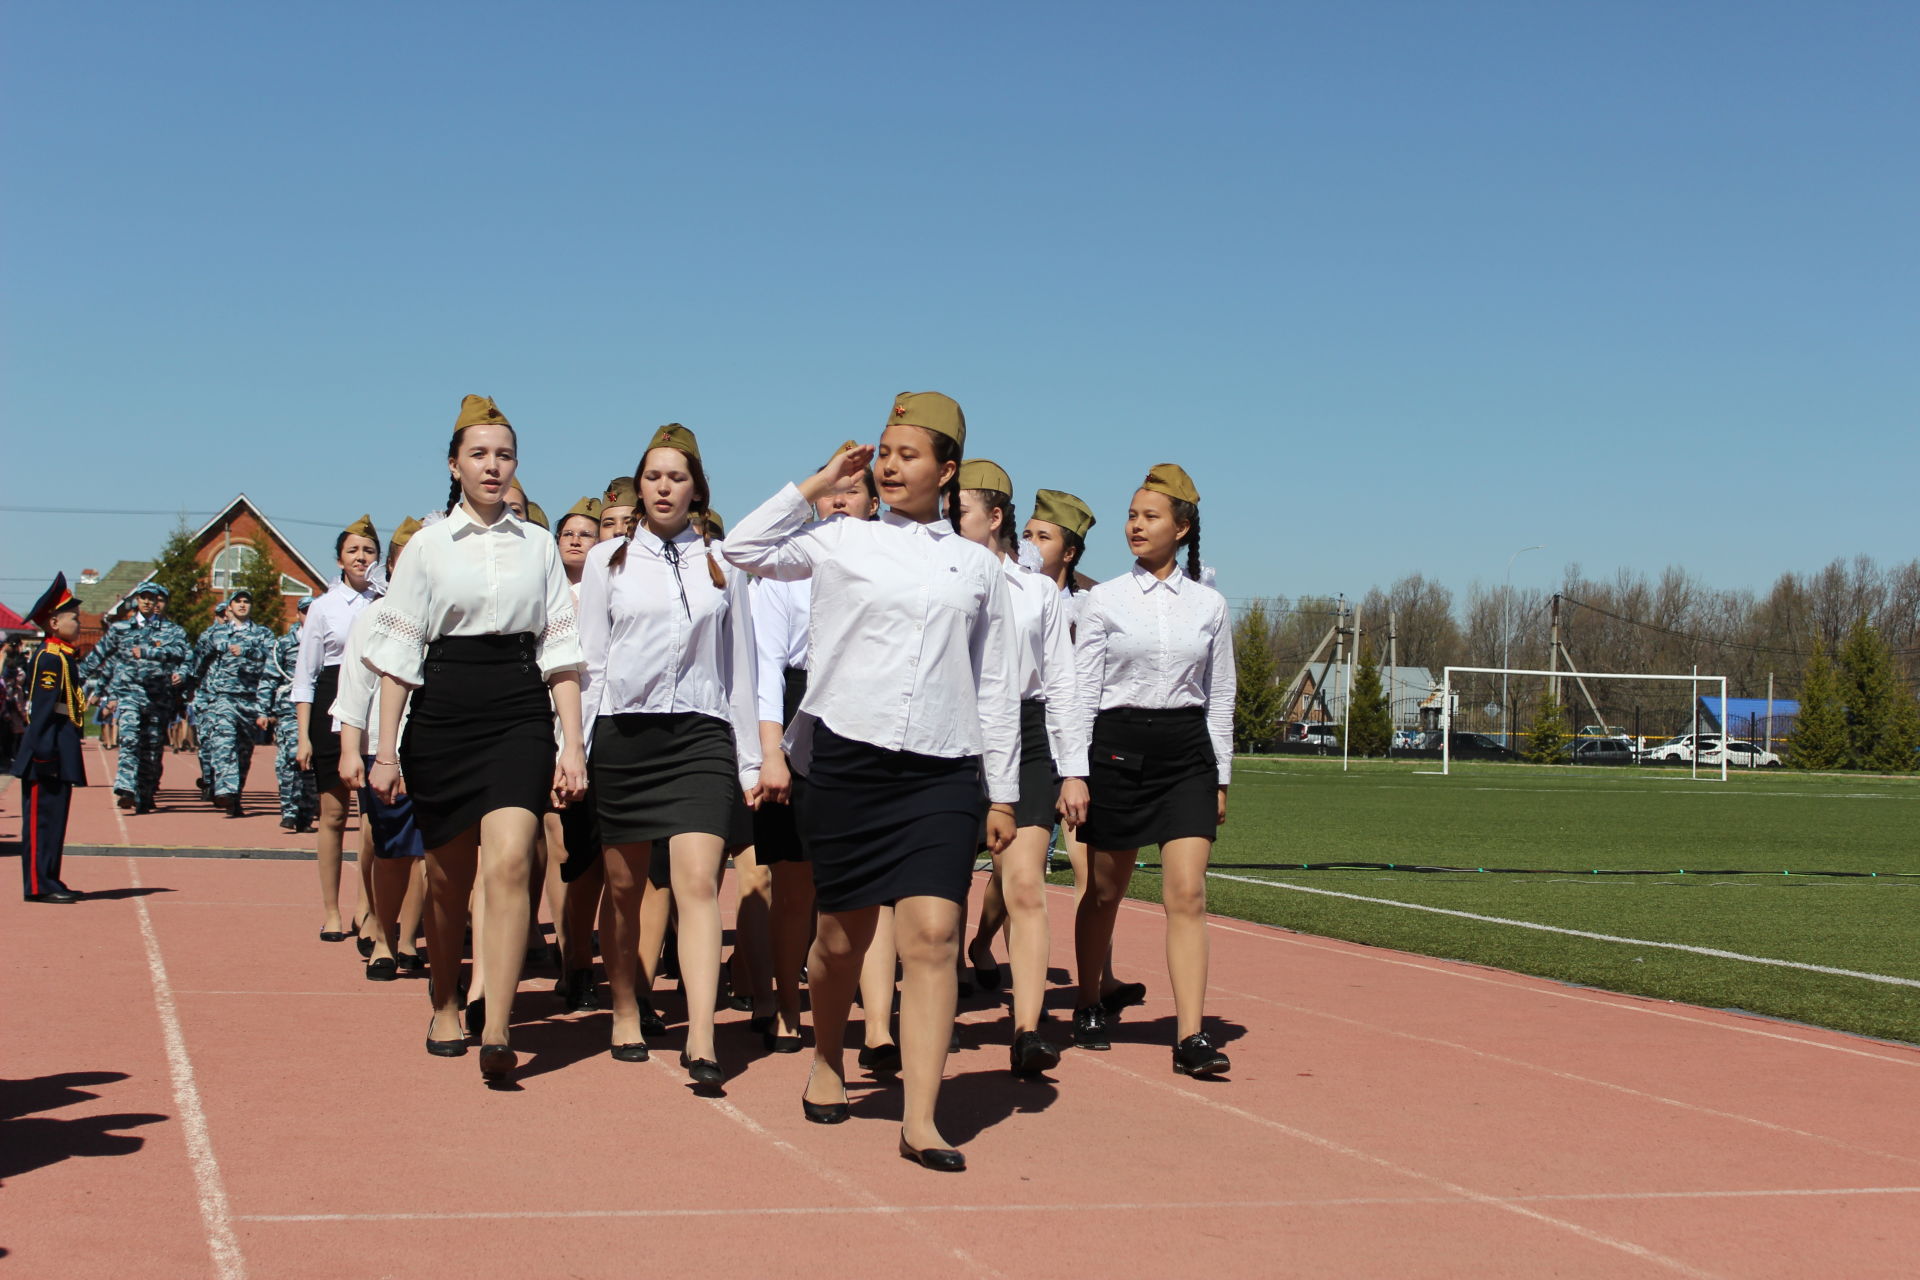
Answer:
1560, 593, 1920, 659
0, 504, 345, 530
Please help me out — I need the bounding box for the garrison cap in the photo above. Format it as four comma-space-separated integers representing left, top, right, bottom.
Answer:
1031, 489, 1096, 539
886, 392, 965, 450
564, 497, 603, 523
1140, 463, 1200, 505
455, 394, 511, 431
342, 514, 379, 543
390, 516, 424, 551
957, 459, 1012, 495
647, 423, 701, 461
604, 476, 638, 509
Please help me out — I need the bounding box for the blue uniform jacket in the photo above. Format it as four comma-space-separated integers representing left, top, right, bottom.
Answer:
9, 645, 88, 784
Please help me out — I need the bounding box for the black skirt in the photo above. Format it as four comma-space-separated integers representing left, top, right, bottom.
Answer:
1079, 706, 1218, 850
752, 668, 808, 864
307, 665, 345, 793
591, 711, 738, 845
797, 719, 985, 912
556, 789, 603, 883
1012, 698, 1059, 830
399, 634, 556, 850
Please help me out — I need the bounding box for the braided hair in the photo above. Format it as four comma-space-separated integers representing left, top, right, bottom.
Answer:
1171, 499, 1201, 582
1060, 528, 1087, 593
966, 489, 1019, 555
445, 423, 518, 514
927, 433, 964, 532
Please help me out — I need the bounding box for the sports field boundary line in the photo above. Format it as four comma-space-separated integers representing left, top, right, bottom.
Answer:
1197, 870, 1920, 989
128, 857, 248, 1280
232, 1185, 1920, 1223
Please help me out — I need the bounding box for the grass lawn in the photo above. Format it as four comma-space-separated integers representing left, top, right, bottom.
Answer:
1080, 758, 1920, 1045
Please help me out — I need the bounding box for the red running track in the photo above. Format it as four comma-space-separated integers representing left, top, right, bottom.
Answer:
5, 748, 1920, 1278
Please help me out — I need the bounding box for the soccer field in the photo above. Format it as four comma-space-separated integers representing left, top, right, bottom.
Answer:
1101, 758, 1920, 1045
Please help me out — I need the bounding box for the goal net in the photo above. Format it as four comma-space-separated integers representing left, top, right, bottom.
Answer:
1435, 666, 1731, 780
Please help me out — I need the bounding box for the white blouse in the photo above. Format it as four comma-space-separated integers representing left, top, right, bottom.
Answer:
292, 579, 379, 703
1061, 563, 1236, 786
360, 504, 583, 689
724, 483, 1021, 804
752, 575, 811, 727
330, 606, 408, 758
1001, 558, 1077, 772
577, 527, 762, 789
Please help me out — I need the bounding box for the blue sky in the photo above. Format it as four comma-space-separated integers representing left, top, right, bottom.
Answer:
5, 2, 1916, 614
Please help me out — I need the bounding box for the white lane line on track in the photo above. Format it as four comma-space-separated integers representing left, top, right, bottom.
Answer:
1209, 979, 1920, 1169
233, 1185, 1920, 1223
1074, 1052, 1721, 1280
1152, 902, 1920, 1067
1202, 871, 1920, 988
176, 990, 390, 997
645, 1058, 1004, 1279
129, 858, 248, 1280
94, 740, 133, 843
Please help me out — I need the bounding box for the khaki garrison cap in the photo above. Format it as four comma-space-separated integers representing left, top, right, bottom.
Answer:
343, 513, 379, 542
648, 423, 701, 460
390, 516, 423, 551
886, 392, 965, 450
604, 476, 638, 509
957, 459, 1012, 495
1031, 489, 1096, 539
1140, 463, 1200, 505
455, 395, 511, 430
565, 496, 603, 522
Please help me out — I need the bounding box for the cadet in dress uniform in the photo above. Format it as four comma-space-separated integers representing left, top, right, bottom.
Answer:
727, 393, 1019, 1172
12, 575, 87, 902
192, 590, 275, 815
268, 597, 319, 832
1060, 464, 1236, 1078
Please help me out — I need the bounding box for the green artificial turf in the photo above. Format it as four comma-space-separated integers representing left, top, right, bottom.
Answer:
1079, 758, 1920, 1044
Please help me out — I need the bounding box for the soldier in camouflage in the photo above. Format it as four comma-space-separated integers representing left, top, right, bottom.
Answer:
79, 581, 190, 812
269, 597, 318, 832
192, 590, 275, 815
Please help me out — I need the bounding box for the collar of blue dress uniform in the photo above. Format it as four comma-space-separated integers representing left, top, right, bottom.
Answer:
880, 509, 955, 538
1131, 561, 1186, 594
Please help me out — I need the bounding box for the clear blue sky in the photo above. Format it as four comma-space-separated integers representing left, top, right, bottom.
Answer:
5, 2, 1915, 615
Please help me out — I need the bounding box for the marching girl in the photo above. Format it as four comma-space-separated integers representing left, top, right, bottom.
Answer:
578, 425, 761, 1084
726, 392, 1019, 1171
600, 476, 638, 539
1060, 464, 1235, 1077
335, 516, 431, 979
750, 448, 887, 1056
548, 497, 610, 1010
295, 515, 382, 942
998, 489, 1148, 1017
364, 395, 587, 1084
954, 462, 1075, 1075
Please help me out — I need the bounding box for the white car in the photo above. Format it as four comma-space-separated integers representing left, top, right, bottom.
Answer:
1299, 724, 1339, 749
1697, 739, 1782, 768
1644, 733, 1720, 762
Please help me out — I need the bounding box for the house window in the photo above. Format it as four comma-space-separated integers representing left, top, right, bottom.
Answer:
280, 573, 307, 597
210, 544, 257, 590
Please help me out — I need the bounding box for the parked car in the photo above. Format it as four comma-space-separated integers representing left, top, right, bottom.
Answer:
1571, 738, 1636, 765
1299, 724, 1340, 750
1644, 733, 1720, 762
1697, 739, 1782, 768
1579, 724, 1633, 743
1446, 732, 1519, 761
1392, 728, 1422, 750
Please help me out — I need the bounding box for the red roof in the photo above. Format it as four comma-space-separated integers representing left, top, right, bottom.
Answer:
0, 601, 29, 633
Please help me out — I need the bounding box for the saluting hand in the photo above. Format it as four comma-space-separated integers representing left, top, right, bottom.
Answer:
797, 442, 875, 505
1057, 778, 1089, 827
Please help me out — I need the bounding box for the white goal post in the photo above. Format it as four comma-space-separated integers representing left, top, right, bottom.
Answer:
1436, 666, 1729, 781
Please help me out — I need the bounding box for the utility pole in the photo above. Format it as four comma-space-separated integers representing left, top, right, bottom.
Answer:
1765, 672, 1775, 754
1501, 544, 1544, 747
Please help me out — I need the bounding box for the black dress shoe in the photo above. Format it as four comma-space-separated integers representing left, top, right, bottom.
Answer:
681, 1053, 724, 1089
465, 996, 487, 1040
968, 945, 1002, 992
610, 1042, 649, 1062
898, 1131, 966, 1172
639, 1004, 666, 1037
366, 957, 398, 982
319, 930, 348, 943
478, 1043, 516, 1082
1010, 1029, 1061, 1075
801, 1068, 849, 1124
1173, 1032, 1231, 1077
135, 803, 155, 814
858, 1043, 901, 1075
563, 969, 599, 1012
26, 889, 79, 904
1073, 1004, 1111, 1051
116, 790, 136, 810
1100, 982, 1148, 1014
280, 817, 299, 832
764, 1030, 804, 1054
426, 1016, 467, 1057
748, 1013, 776, 1035
397, 950, 425, 975
357, 935, 375, 958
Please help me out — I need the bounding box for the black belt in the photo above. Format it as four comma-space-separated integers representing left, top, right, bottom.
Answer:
1098, 706, 1205, 725
425, 633, 536, 664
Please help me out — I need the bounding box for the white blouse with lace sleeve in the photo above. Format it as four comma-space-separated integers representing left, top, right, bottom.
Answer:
360, 504, 583, 688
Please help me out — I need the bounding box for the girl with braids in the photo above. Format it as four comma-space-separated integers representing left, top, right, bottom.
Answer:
1059, 464, 1236, 1078
954, 460, 1075, 1075
364, 395, 588, 1085
578, 424, 762, 1086
294, 515, 382, 942
726, 392, 1019, 1172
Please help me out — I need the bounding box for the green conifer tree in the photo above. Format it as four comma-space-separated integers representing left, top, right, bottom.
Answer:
1788, 646, 1848, 770
1838, 620, 1920, 772
1343, 642, 1393, 757
1232, 602, 1284, 752
1523, 686, 1572, 764
233, 528, 288, 635
150, 519, 213, 643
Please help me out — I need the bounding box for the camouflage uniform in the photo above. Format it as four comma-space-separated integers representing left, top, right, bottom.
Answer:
268, 624, 318, 828
80, 611, 188, 805
192, 616, 273, 802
